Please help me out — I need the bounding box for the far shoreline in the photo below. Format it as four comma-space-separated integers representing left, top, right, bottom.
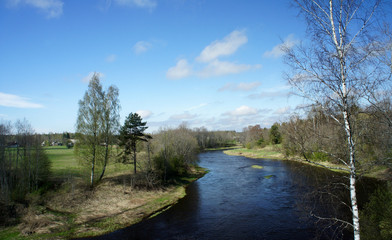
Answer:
223, 146, 392, 182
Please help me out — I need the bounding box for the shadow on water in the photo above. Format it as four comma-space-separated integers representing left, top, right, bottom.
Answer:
81, 151, 382, 240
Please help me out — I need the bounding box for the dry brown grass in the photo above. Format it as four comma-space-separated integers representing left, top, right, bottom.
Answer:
18, 172, 190, 239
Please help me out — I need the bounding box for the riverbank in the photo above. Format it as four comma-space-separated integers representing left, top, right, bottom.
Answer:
0, 167, 207, 240
224, 146, 392, 181
223, 145, 284, 160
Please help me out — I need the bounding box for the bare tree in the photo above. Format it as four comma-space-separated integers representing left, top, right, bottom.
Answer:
0, 120, 50, 205
152, 124, 199, 180
283, 1, 389, 239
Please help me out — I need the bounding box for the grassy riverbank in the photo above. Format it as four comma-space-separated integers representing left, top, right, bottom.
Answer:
224, 145, 392, 181
0, 147, 207, 240
223, 145, 284, 159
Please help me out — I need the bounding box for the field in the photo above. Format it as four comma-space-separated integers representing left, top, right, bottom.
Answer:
45, 146, 129, 180
0, 146, 206, 239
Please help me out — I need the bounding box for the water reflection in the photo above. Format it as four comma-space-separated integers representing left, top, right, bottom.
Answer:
85, 151, 363, 240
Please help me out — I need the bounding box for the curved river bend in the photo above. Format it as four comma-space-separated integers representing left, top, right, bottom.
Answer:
87, 151, 366, 240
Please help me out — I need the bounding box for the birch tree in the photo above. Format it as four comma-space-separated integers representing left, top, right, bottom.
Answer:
76, 74, 103, 188
283, 1, 389, 239
76, 73, 120, 187
98, 85, 120, 181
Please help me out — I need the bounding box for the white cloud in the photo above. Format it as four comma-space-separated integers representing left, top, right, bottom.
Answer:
166, 59, 192, 80
186, 103, 208, 111
248, 90, 289, 99
114, 0, 156, 9
219, 81, 261, 92
136, 110, 153, 119
82, 72, 105, 83
106, 54, 116, 62
196, 30, 247, 62
263, 34, 298, 58
198, 60, 260, 78
133, 41, 152, 54
273, 106, 291, 115
169, 112, 197, 120
166, 30, 261, 79
248, 85, 292, 99
8, 0, 64, 18
224, 105, 258, 117
0, 92, 44, 108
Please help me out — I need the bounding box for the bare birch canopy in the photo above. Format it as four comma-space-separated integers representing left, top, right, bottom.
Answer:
284, 0, 391, 117
283, 1, 391, 240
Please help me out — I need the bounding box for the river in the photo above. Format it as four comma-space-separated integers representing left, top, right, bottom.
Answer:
87, 150, 375, 240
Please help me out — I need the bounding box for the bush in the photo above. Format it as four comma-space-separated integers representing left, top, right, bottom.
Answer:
152, 125, 199, 180
361, 186, 392, 240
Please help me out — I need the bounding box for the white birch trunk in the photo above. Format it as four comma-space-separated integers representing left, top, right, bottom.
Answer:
344, 110, 360, 240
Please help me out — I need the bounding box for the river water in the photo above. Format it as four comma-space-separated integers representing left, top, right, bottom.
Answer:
88, 150, 368, 240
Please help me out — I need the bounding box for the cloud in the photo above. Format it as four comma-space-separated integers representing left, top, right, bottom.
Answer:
273, 106, 292, 115
8, 0, 64, 18
196, 30, 247, 62
247, 85, 292, 99
82, 72, 105, 83
263, 34, 298, 58
106, 54, 116, 62
166, 30, 261, 80
114, 0, 156, 9
248, 90, 290, 99
186, 103, 208, 111
0, 92, 44, 108
219, 81, 261, 92
133, 41, 152, 54
166, 59, 192, 80
136, 110, 153, 119
169, 112, 197, 120
198, 60, 261, 78
224, 105, 259, 117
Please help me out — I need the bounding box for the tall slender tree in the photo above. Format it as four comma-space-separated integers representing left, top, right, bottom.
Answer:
119, 113, 151, 174
76, 73, 120, 187
76, 74, 103, 187
283, 1, 389, 239
99, 85, 120, 181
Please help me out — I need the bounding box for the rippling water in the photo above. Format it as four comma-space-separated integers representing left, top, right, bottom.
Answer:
86, 151, 359, 240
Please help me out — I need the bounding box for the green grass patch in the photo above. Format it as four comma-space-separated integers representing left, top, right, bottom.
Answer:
224, 145, 284, 159
251, 165, 264, 169
0, 227, 26, 240
45, 146, 83, 177
45, 146, 130, 180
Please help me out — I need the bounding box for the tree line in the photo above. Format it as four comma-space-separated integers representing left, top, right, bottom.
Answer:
75, 73, 238, 188
0, 119, 51, 223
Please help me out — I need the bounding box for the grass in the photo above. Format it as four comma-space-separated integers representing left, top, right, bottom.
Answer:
0, 147, 207, 239
45, 146, 83, 177
224, 145, 392, 181
45, 146, 132, 180
0, 227, 27, 240
224, 145, 284, 159
251, 165, 264, 169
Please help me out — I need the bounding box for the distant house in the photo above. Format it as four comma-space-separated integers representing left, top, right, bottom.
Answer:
7, 141, 18, 148
50, 141, 63, 146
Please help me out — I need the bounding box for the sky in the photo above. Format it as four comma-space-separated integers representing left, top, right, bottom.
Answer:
0, 0, 307, 133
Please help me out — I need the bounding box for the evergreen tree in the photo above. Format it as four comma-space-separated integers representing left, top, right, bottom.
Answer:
119, 113, 151, 174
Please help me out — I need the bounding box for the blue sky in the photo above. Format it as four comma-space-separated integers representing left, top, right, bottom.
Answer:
0, 0, 306, 133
